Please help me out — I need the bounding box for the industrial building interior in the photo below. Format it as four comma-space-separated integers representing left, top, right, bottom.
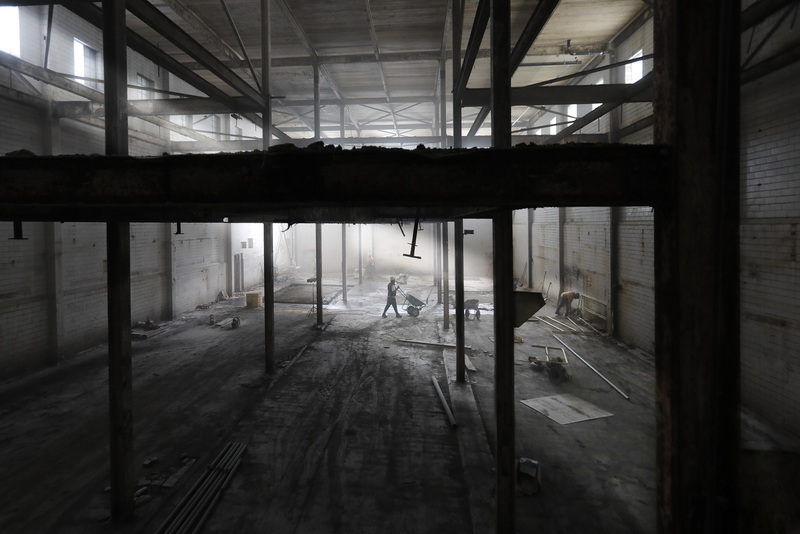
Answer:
0, 0, 799, 533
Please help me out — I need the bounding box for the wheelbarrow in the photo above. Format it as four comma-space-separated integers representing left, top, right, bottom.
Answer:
465, 299, 481, 320
397, 287, 426, 317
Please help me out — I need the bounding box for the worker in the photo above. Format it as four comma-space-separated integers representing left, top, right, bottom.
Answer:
382, 276, 401, 318
366, 254, 375, 280
555, 291, 580, 316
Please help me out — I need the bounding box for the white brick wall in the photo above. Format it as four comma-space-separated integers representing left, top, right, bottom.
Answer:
741, 61, 800, 436
562, 207, 610, 318
617, 207, 655, 353
0, 222, 50, 377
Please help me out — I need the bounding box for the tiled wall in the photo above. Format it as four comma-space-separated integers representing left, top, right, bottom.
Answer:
740, 61, 800, 436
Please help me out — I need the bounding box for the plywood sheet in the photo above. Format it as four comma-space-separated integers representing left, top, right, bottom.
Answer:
520, 394, 613, 425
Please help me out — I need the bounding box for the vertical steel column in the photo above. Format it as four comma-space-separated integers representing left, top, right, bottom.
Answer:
341, 224, 348, 304
340, 106, 346, 138
490, 0, 511, 148
454, 219, 465, 381
443, 222, 450, 330
439, 60, 447, 147
434, 223, 442, 305
558, 207, 565, 295
103, 0, 133, 523
493, 209, 515, 534
315, 223, 323, 325
653, 0, 740, 532
261, 0, 271, 150
451, 0, 463, 148
527, 208, 533, 288
264, 223, 275, 373
490, 1, 513, 528
313, 63, 321, 141
261, 0, 275, 374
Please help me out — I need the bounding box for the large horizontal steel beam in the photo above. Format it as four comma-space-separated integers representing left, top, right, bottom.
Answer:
0, 145, 669, 223
462, 81, 653, 107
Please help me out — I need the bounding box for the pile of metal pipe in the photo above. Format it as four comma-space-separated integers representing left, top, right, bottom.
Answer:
156, 441, 247, 534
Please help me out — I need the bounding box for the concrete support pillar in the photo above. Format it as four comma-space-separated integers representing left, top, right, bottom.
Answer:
313, 63, 321, 141
527, 208, 533, 289
264, 223, 275, 373
493, 209, 515, 534
103, 0, 133, 523
451, 0, 463, 148
315, 223, 323, 324
558, 207, 565, 295
261, 0, 271, 150
490, 0, 511, 148
341, 224, 347, 304
653, 0, 740, 532
434, 222, 442, 305
443, 222, 450, 330
106, 221, 133, 523
358, 225, 363, 285
454, 219, 465, 381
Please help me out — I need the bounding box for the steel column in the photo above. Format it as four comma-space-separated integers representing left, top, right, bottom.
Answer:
443, 222, 450, 330
452, 0, 464, 147
316, 223, 323, 324
261, 0, 271, 150
653, 0, 740, 532
103, 0, 133, 523
454, 219, 465, 381
314, 63, 321, 141
493, 209, 515, 533
490, 0, 511, 148
264, 223, 275, 373
527, 208, 533, 288
341, 224, 348, 304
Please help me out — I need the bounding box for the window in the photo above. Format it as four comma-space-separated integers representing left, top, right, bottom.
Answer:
592, 78, 604, 110
549, 117, 557, 135
0, 7, 20, 57
567, 104, 577, 124
211, 115, 221, 140
136, 74, 155, 100
74, 39, 99, 88
625, 50, 643, 84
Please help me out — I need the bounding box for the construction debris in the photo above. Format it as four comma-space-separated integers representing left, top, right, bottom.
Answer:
431, 376, 457, 427
395, 338, 472, 350
156, 442, 246, 534
553, 335, 629, 400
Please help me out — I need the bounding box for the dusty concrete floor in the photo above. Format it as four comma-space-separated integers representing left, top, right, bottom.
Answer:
1, 274, 798, 533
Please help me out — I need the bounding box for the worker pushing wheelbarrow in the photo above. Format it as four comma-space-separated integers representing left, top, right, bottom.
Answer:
397, 286, 426, 317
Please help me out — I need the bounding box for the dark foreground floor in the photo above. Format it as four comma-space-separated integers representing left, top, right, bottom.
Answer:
1, 276, 797, 533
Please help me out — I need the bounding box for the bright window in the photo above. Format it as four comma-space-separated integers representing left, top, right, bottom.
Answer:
549, 117, 557, 135
0, 7, 20, 57
567, 104, 577, 123
625, 50, 643, 84
592, 78, 604, 110
74, 39, 99, 88
136, 74, 155, 100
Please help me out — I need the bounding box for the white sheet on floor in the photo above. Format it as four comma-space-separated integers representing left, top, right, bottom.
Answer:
520, 393, 613, 425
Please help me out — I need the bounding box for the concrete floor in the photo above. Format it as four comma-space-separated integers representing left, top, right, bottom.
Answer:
0, 274, 797, 533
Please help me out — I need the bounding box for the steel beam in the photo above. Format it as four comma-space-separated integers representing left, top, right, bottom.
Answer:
0, 145, 669, 223
463, 81, 653, 107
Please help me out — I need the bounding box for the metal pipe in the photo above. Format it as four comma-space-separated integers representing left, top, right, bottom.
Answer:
173, 442, 244, 534
553, 335, 629, 400
431, 376, 457, 427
